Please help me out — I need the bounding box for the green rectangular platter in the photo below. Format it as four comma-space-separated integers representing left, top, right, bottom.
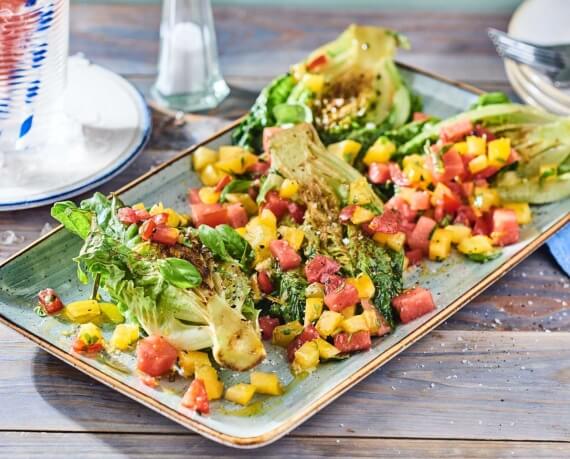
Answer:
1, 64, 569, 448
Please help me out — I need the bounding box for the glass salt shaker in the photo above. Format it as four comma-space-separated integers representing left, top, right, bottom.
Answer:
151, 0, 230, 112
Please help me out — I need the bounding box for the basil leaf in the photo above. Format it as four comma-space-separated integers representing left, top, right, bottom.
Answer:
220, 179, 252, 203
159, 258, 202, 288
51, 201, 93, 240
197, 224, 231, 261
216, 224, 254, 269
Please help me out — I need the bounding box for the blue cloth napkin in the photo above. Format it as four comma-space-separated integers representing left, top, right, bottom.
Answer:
547, 222, 570, 277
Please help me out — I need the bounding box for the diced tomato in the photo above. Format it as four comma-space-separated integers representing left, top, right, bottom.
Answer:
151, 226, 179, 246
454, 205, 477, 227
441, 149, 465, 182
139, 219, 157, 240
407, 216, 437, 253
306, 54, 328, 72
409, 191, 431, 211
434, 205, 446, 223
413, 112, 430, 122
288, 202, 306, 224
248, 183, 260, 201
472, 124, 495, 141
389, 163, 409, 186
368, 209, 400, 234
269, 239, 302, 271
405, 249, 424, 266
321, 273, 345, 294
339, 205, 357, 223
491, 208, 520, 246
259, 315, 280, 340
385, 195, 417, 223
188, 188, 202, 204
135, 209, 151, 221
262, 191, 289, 219
248, 161, 271, 177
392, 287, 436, 324
287, 325, 319, 362
324, 281, 359, 312
461, 181, 474, 199
182, 379, 210, 414
473, 166, 500, 180
262, 127, 284, 153
473, 214, 493, 236
334, 331, 372, 353
136, 336, 178, 377
38, 288, 64, 314
214, 175, 232, 193
442, 192, 461, 215
257, 271, 274, 294
361, 299, 392, 337
140, 374, 159, 388
72, 339, 104, 354
440, 118, 473, 143
360, 222, 376, 237
191, 203, 229, 227
368, 162, 391, 184
118, 207, 138, 225
151, 212, 169, 226
226, 203, 248, 228
305, 255, 340, 283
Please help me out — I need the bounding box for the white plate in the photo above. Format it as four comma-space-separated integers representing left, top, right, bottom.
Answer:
0, 56, 151, 211
508, 0, 570, 107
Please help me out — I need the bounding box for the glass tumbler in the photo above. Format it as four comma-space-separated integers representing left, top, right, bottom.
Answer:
0, 0, 69, 152
151, 0, 230, 112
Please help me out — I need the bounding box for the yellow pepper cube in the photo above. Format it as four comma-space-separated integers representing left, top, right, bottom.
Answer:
316, 338, 341, 360
216, 149, 258, 175
250, 372, 283, 395
471, 187, 501, 213
178, 350, 212, 377
458, 235, 495, 255
195, 365, 224, 400
198, 187, 221, 205
272, 321, 304, 347
340, 314, 370, 334
316, 311, 344, 338
487, 137, 511, 168
132, 202, 146, 211
327, 140, 362, 164
350, 206, 376, 225
218, 145, 247, 162
278, 226, 305, 251
346, 273, 375, 299
99, 302, 124, 324
225, 193, 258, 215
200, 164, 227, 187
110, 324, 139, 351
163, 208, 181, 227
225, 383, 256, 406
503, 202, 532, 225
444, 224, 472, 244
348, 177, 373, 205
363, 137, 395, 165
302, 73, 325, 94
468, 155, 489, 174
292, 340, 319, 374
429, 228, 453, 261
78, 322, 103, 346
466, 135, 486, 156
453, 141, 468, 155
304, 297, 324, 326
65, 300, 101, 323
192, 146, 218, 171
279, 179, 300, 199
373, 231, 406, 252
149, 202, 164, 216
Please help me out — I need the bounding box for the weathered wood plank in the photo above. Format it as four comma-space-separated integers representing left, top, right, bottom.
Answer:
2, 328, 570, 441
0, 432, 568, 458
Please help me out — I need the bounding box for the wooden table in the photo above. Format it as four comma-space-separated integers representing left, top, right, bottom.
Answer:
1, 4, 569, 457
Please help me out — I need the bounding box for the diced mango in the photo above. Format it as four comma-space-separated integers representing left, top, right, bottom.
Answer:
278, 226, 305, 251
200, 164, 227, 187
292, 340, 319, 374
363, 137, 395, 165
340, 314, 369, 334
316, 311, 344, 338
195, 365, 224, 400
78, 322, 103, 346
305, 282, 325, 299
487, 137, 511, 167
444, 224, 472, 245
216, 148, 257, 175
244, 209, 277, 264
328, 140, 362, 164
341, 304, 357, 319
163, 208, 183, 227
304, 297, 324, 326
349, 177, 373, 206
178, 350, 212, 377
429, 228, 453, 261
458, 235, 495, 255
193, 146, 218, 171
468, 155, 488, 174
132, 202, 146, 211
279, 179, 300, 199
453, 141, 468, 155
362, 309, 381, 335
225, 193, 258, 215
109, 324, 139, 351
218, 145, 246, 162
346, 273, 375, 299
225, 383, 256, 406
250, 372, 283, 395
466, 135, 486, 156
65, 300, 101, 323
373, 231, 406, 252
235, 227, 247, 237
198, 187, 221, 204
316, 338, 341, 360
350, 206, 375, 224
272, 321, 304, 347
99, 302, 124, 324
302, 73, 325, 94
430, 183, 452, 207
471, 186, 501, 213
503, 202, 532, 225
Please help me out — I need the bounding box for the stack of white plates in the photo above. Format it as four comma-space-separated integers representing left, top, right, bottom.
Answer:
506, 0, 570, 115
